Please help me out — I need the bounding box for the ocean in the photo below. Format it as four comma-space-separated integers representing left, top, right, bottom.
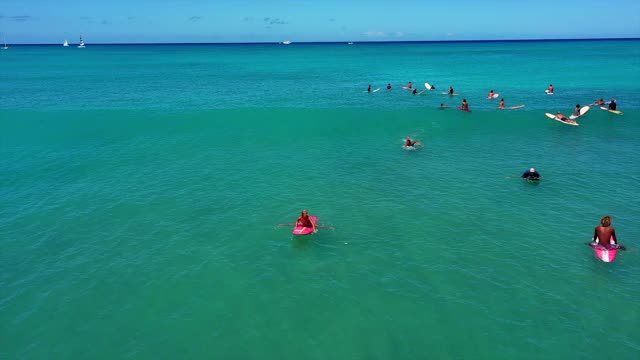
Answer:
1, 39, 639, 359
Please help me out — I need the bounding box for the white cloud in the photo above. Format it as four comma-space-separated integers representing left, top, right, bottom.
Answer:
362, 31, 386, 37
394, 32, 405, 37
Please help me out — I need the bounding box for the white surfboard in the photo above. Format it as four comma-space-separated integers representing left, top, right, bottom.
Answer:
487, 93, 499, 99
425, 82, 434, 90
545, 113, 579, 126
372, 88, 380, 92
545, 90, 554, 95
569, 106, 590, 119
441, 92, 459, 96
501, 105, 525, 110
599, 106, 623, 115
415, 89, 427, 95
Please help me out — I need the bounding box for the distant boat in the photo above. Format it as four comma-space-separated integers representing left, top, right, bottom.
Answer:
347, 42, 354, 45
1, 36, 8, 50
78, 35, 86, 48
282, 40, 292, 45
63, 39, 69, 47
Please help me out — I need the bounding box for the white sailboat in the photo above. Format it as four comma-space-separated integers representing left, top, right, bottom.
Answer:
1, 36, 8, 50
282, 40, 292, 45
63, 39, 69, 47
78, 35, 86, 48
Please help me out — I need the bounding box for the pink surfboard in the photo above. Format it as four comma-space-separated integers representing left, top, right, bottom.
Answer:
292, 215, 318, 235
594, 245, 618, 263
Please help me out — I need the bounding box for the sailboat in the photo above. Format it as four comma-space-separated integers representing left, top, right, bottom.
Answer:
1, 35, 8, 50
78, 35, 86, 48
63, 39, 69, 47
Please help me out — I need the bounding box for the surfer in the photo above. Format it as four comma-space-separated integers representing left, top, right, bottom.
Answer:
387, 83, 392, 90
412, 88, 418, 95
487, 90, 495, 98
461, 99, 469, 111
448, 86, 455, 95
296, 209, 317, 233
367, 85, 372, 93
404, 136, 422, 147
521, 167, 541, 181
590, 216, 624, 249
555, 112, 570, 122
572, 104, 581, 117
594, 98, 605, 106
407, 81, 413, 89
547, 84, 554, 94
499, 99, 505, 109
440, 103, 449, 109
608, 99, 617, 111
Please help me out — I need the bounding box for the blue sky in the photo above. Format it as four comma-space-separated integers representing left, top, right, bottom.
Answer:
1, 0, 639, 43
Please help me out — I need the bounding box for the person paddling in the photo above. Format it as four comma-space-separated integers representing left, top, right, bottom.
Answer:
404, 136, 422, 147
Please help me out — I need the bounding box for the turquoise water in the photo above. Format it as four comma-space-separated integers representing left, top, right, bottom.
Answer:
1, 40, 640, 359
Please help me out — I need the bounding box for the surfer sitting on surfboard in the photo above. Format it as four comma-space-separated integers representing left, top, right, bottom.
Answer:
572, 104, 581, 117
407, 81, 413, 89
461, 99, 469, 111
367, 85, 372, 92
488, 90, 495, 98
296, 209, 317, 233
521, 167, 541, 181
590, 216, 624, 249
547, 84, 554, 94
608, 99, 617, 111
499, 99, 505, 109
448, 86, 455, 95
387, 83, 392, 90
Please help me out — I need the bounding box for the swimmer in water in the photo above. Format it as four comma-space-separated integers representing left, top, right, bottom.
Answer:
521, 167, 541, 181
404, 136, 422, 147
499, 98, 505, 109
296, 209, 317, 233
487, 90, 495, 98
594, 98, 605, 106
387, 83, 392, 90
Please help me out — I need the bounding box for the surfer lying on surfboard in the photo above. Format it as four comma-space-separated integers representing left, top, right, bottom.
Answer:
555, 112, 572, 122
589, 215, 625, 250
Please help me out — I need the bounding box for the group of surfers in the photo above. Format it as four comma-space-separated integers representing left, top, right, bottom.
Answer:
367, 82, 620, 117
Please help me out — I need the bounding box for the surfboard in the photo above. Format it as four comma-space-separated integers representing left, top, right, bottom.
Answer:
487, 93, 499, 99
457, 106, 471, 112
372, 88, 380, 92
569, 106, 590, 120
415, 89, 427, 95
425, 82, 434, 90
292, 215, 318, 235
593, 245, 618, 263
545, 90, 554, 95
442, 92, 459, 96
599, 106, 623, 115
545, 113, 578, 126
402, 86, 414, 90
402, 145, 422, 151
501, 105, 525, 110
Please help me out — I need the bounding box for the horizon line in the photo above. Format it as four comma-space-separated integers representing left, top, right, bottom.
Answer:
6, 37, 639, 46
